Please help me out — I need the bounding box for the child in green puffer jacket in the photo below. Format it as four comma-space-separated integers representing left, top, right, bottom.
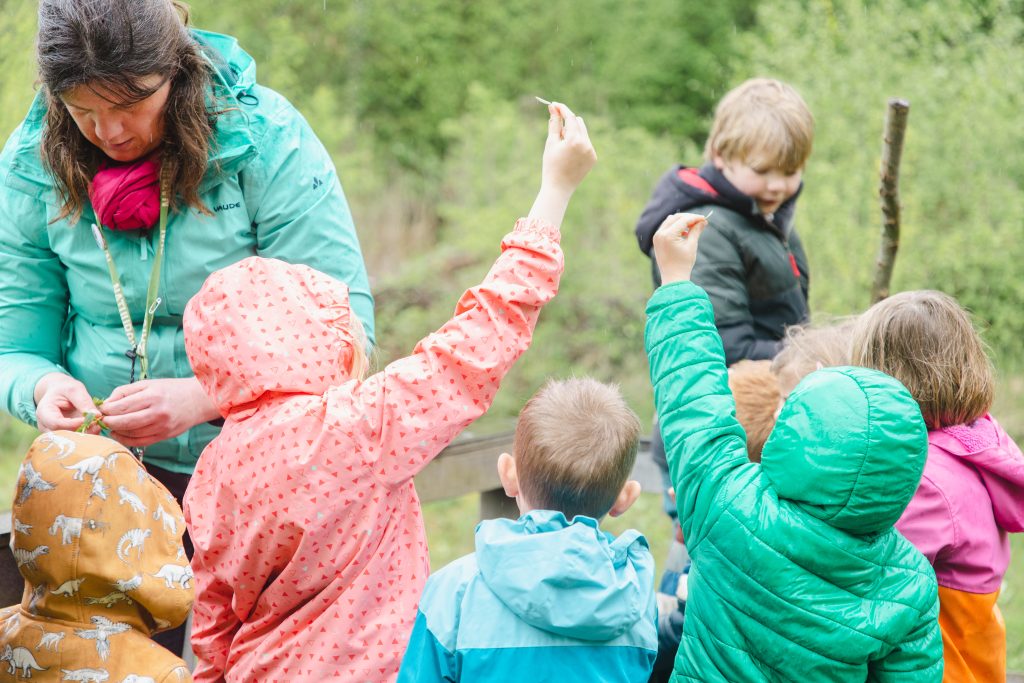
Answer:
644, 212, 942, 682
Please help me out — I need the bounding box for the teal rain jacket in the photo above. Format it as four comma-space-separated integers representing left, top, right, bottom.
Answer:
646, 282, 943, 682
0, 31, 374, 474
397, 511, 658, 682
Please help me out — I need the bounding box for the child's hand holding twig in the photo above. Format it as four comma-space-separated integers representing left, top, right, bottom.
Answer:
528, 102, 597, 228
652, 212, 711, 285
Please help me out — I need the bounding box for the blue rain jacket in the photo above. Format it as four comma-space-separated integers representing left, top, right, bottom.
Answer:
398, 510, 658, 682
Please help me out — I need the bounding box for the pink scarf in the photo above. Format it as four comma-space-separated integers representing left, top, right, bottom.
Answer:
89, 157, 161, 231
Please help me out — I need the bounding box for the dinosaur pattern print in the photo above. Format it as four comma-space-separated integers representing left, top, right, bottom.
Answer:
151, 506, 178, 536
34, 627, 64, 652
90, 478, 109, 501
61, 456, 109, 482
1, 644, 48, 678
51, 579, 85, 597
151, 565, 193, 590
183, 219, 563, 681
13, 546, 49, 572
116, 487, 147, 515
49, 515, 84, 545
37, 432, 76, 459
1, 432, 194, 682
112, 576, 143, 593
16, 463, 54, 504
60, 669, 109, 682
115, 530, 151, 565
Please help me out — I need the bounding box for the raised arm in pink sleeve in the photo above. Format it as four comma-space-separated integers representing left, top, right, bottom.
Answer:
335, 217, 563, 486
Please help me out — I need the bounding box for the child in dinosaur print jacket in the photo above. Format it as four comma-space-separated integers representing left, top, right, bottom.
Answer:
181, 102, 596, 682
1, 431, 193, 683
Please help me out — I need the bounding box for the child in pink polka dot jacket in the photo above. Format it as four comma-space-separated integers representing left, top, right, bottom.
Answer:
180, 102, 596, 682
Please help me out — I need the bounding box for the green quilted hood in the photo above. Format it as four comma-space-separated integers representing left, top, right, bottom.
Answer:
761, 366, 928, 535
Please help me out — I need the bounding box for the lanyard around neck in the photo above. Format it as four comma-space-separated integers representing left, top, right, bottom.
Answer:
91, 172, 170, 382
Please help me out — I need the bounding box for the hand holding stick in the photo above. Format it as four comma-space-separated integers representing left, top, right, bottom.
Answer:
652, 212, 712, 285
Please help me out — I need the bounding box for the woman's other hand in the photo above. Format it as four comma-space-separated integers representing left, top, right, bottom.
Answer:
34, 372, 101, 433
100, 377, 220, 447
527, 102, 598, 228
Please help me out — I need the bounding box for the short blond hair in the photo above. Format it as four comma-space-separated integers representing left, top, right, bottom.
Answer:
704, 78, 815, 175
771, 319, 856, 396
728, 360, 782, 463
514, 378, 641, 519
851, 290, 994, 429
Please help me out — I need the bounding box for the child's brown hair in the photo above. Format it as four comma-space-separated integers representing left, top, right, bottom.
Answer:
851, 290, 994, 429
771, 319, 856, 396
704, 78, 815, 175
728, 360, 782, 463
513, 378, 640, 519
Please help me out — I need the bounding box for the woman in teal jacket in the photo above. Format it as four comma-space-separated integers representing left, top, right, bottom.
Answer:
0, 1, 374, 490
644, 213, 942, 682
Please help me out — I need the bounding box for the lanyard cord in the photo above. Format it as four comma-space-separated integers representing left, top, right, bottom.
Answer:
91, 168, 170, 383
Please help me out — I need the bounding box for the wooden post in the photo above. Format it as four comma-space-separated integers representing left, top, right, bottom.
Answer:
479, 488, 521, 521
870, 98, 910, 304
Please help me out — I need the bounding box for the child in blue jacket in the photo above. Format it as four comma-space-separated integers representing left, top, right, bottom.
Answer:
397, 378, 658, 682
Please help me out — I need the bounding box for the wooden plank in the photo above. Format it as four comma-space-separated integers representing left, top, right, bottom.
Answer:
414, 432, 664, 504
414, 432, 513, 503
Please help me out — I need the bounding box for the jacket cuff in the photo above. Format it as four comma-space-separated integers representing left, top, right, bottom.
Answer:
2, 360, 65, 428
512, 217, 561, 243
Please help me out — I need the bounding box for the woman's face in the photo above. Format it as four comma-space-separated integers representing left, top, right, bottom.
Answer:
61, 75, 172, 163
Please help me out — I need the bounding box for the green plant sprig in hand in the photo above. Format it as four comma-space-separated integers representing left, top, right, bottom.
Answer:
76, 396, 110, 433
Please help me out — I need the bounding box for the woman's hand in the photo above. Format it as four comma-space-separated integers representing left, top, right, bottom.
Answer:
34, 372, 101, 433
652, 212, 711, 285
528, 102, 598, 228
100, 377, 221, 448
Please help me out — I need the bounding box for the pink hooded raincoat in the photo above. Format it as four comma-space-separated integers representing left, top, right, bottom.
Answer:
896, 414, 1024, 682
182, 217, 562, 682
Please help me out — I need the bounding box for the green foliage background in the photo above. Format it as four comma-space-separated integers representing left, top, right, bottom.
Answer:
2, 0, 1024, 668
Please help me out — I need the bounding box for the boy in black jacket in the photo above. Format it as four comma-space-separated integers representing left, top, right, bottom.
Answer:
635, 77, 814, 365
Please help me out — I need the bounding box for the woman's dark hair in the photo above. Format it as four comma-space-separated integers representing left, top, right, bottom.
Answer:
37, 0, 215, 222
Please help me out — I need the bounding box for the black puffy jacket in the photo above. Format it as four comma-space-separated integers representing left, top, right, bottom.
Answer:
635, 163, 809, 365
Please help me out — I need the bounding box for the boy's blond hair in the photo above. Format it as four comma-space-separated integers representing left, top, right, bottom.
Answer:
728, 360, 782, 463
704, 78, 815, 175
771, 319, 856, 395
514, 378, 640, 519
851, 290, 994, 429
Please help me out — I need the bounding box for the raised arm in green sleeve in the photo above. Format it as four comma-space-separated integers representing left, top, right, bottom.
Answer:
644, 280, 752, 547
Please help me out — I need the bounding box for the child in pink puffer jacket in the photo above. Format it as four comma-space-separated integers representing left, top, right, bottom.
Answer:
181, 103, 596, 682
